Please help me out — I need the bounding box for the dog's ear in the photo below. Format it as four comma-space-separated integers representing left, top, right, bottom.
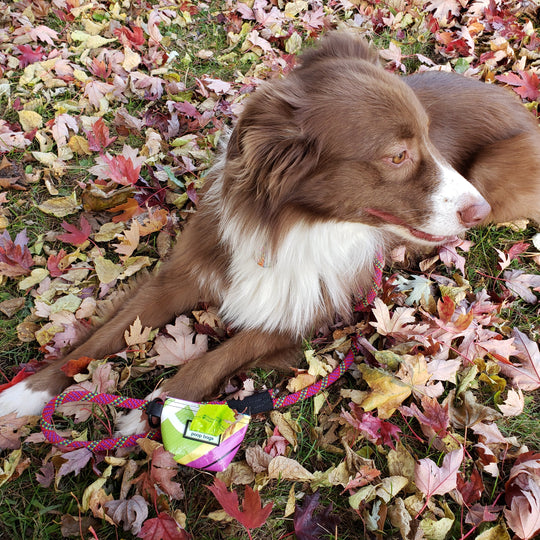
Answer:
226, 84, 320, 205
299, 31, 379, 67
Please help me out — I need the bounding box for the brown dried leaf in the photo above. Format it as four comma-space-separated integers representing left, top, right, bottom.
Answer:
0, 297, 25, 317
268, 456, 314, 481
0, 413, 32, 449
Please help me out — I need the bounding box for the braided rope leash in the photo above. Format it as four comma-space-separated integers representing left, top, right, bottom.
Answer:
41, 251, 384, 451
41, 391, 160, 451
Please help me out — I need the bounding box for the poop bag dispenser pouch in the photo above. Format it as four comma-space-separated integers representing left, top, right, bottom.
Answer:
146, 398, 251, 472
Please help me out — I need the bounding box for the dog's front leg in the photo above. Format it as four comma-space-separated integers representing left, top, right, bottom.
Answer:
0, 267, 203, 418
115, 329, 299, 436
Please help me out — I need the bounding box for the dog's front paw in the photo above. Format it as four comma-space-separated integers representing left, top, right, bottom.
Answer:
0, 380, 55, 418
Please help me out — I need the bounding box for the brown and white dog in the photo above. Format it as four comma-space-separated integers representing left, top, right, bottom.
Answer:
1, 33, 538, 431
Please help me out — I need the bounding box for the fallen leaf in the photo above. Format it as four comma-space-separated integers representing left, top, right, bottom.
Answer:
0, 229, 33, 277
293, 492, 339, 540
268, 456, 314, 481
124, 316, 153, 347
498, 388, 525, 416
151, 315, 207, 366
94, 256, 122, 284
104, 495, 148, 535
61, 356, 94, 377
57, 214, 92, 246
370, 298, 416, 336
38, 192, 80, 218
18, 110, 43, 131
138, 512, 190, 539
207, 478, 273, 530
415, 447, 464, 500
504, 479, 540, 540
0, 414, 32, 449
113, 220, 140, 260
496, 329, 540, 391
359, 365, 411, 419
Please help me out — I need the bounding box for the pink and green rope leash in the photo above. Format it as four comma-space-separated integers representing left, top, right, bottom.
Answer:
40, 251, 384, 452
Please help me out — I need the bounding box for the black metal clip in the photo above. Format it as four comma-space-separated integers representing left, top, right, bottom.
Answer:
145, 398, 164, 429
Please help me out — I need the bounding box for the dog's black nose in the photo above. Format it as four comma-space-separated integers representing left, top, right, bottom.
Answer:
458, 199, 492, 227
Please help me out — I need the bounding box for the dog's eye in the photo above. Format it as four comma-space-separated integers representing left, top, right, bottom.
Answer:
391, 151, 407, 164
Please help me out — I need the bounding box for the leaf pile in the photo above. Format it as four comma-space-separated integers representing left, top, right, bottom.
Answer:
0, 0, 540, 538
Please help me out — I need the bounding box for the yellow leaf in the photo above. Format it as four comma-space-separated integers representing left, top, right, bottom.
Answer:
94, 256, 122, 284
18, 110, 43, 131
83, 18, 107, 35
0, 449, 22, 487
396, 354, 431, 393
32, 151, 60, 167
82, 465, 113, 515
35, 323, 64, 346
94, 221, 125, 242
359, 365, 411, 419
284, 485, 296, 517
38, 192, 80, 217
68, 135, 91, 155
71, 30, 116, 49
306, 350, 334, 378
285, 32, 303, 54
420, 517, 454, 540
118, 256, 153, 279
18, 268, 49, 290
376, 476, 409, 503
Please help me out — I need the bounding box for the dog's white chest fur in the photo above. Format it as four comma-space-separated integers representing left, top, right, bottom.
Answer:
218, 212, 381, 335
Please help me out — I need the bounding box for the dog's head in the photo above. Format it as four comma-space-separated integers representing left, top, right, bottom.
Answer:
223, 33, 490, 247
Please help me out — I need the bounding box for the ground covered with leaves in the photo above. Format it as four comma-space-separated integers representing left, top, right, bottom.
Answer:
1, 0, 540, 539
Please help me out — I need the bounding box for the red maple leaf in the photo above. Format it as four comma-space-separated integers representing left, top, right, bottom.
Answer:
87, 118, 117, 152
495, 70, 540, 101
47, 249, 69, 277
207, 478, 273, 530
104, 155, 141, 186
114, 25, 145, 49
88, 58, 112, 79
137, 512, 191, 540
16, 44, 45, 68
57, 215, 92, 246
465, 503, 503, 526
400, 396, 450, 444
0, 229, 33, 277
456, 468, 484, 506
341, 403, 401, 449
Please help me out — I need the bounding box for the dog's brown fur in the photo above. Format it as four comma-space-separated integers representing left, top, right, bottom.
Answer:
1, 33, 538, 420
406, 71, 540, 223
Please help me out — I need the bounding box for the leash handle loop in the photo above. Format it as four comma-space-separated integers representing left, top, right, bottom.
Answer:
41, 390, 159, 451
